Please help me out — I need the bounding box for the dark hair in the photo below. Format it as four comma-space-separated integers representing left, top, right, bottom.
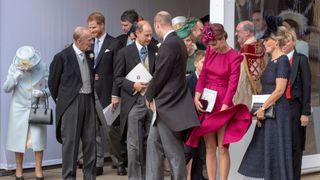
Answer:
200, 15, 209, 24
87, 12, 105, 25
120, 9, 139, 24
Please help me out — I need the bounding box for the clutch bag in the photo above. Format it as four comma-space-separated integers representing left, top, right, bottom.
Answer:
250, 102, 275, 119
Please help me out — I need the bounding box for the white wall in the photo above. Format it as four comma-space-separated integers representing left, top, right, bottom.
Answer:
0, 0, 209, 170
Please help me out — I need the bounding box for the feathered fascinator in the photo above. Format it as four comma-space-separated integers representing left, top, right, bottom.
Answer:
279, 10, 308, 35
261, 15, 283, 39
202, 24, 215, 44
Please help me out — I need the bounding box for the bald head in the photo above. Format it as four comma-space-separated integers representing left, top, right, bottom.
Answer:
236, 20, 255, 46
154, 11, 172, 26
136, 20, 153, 46
73, 26, 93, 51
153, 11, 173, 39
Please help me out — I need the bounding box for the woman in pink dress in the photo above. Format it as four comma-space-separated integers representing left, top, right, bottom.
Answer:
186, 23, 251, 180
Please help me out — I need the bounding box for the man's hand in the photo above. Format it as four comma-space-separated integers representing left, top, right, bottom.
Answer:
145, 99, 155, 112
95, 74, 100, 81
133, 82, 148, 92
111, 96, 120, 111
300, 115, 310, 127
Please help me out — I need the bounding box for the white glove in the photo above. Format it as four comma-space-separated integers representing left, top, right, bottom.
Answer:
32, 89, 44, 98
13, 70, 24, 81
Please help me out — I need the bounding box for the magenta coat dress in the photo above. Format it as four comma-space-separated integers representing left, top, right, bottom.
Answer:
186, 47, 252, 147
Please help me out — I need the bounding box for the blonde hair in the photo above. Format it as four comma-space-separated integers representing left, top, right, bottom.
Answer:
270, 26, 293, 48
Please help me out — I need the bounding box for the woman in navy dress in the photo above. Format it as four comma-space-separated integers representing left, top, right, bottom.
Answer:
238, 16, 294, 180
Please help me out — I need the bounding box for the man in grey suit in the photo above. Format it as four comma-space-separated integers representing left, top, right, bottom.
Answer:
145, 11, 200, 180
114, 20, 157, 180
48, 27, 96, 180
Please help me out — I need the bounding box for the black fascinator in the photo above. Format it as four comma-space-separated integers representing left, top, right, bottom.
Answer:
261, 15, 283, 39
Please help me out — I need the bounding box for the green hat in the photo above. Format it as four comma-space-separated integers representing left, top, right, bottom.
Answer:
176, 19, 196, 39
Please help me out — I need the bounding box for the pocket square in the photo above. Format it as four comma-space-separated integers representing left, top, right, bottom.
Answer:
105, 49, 110, 53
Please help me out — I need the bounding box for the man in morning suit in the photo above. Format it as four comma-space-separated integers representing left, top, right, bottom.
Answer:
117, 9, 139, 47
282, 29, 311, 180
145, 11, 200, 180
84, 11, 126, 176
114, 20, 157, 180
48, 27, 96, 180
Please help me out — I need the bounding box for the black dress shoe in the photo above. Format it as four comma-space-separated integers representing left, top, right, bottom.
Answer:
15, 176, 24, 180
36, 176, 44, 180
117, 165, 127, 176
95, 167, 103, 176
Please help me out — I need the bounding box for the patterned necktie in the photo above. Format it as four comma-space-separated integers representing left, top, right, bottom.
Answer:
140, 46, 147, 63
94, 39, 100, 65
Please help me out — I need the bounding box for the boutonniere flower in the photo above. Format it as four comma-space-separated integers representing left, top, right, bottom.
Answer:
89, 52, 94, 59
155, 52, 158, 56
105, 49, 110, 53
157, 43, 161, 47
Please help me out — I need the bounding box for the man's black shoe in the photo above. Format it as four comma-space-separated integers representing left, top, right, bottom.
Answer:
117, 165, 127, 176
96, 167, 103, 176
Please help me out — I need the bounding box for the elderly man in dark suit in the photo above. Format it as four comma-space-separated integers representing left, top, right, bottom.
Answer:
145, 11, 200, 180
48, 27, 96, 180
79, 12, 126, 176
282, 29, 311, 180
114, 20, 157, 180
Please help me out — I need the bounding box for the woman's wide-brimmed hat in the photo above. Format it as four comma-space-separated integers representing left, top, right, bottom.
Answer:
13, 46, 41, 70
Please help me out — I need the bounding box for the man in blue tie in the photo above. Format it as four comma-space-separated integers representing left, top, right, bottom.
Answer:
114, 20, 158, 180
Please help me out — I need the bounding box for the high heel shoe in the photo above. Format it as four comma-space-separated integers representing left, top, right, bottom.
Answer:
36, 176, 44, 180
15, 176, 24, 180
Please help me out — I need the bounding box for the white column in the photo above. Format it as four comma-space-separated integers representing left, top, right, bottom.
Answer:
210, 0, 235, 48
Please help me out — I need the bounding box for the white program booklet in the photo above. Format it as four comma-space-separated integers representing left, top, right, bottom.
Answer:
251, 94, 271, 108
126, 63, 152, 83
103, 103, 120, 125
201, 88, 218, 112
151, 99, 157, 126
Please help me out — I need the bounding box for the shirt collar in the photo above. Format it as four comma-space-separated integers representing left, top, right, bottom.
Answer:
72, 43, 84, 58
96, 32, 106, 44
287, 50, 295, 60
163, 30, 175, 41
135, 41, 144, 51
195, 71, 199, 79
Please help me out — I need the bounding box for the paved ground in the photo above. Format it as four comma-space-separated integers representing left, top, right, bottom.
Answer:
0, 162, 319, 179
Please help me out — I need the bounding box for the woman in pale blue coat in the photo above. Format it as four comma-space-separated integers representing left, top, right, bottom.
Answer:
3, 46, 49, 180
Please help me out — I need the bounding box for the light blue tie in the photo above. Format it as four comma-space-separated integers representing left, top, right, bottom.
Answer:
140, 46, 147, 63
94, 39, 100, 65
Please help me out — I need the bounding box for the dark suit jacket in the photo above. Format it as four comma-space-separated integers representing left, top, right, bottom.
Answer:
114, 41, 157, 136
289, 51, 311, 116
186, 72, 198, 98
94, 34, 123, 108
116, 34, 129, 48
48, 45, 94, 143
117, 34, 159, 48
145, 32, 200, 132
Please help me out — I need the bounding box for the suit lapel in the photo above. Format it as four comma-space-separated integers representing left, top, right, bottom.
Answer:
68, 46, 82, 78
95, 34, 110, 67
290, 51, 300, 87
131, 43, 142, 65
148, 45, 156, 73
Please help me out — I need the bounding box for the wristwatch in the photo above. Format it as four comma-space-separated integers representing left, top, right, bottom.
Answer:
260, 106, 266, 111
